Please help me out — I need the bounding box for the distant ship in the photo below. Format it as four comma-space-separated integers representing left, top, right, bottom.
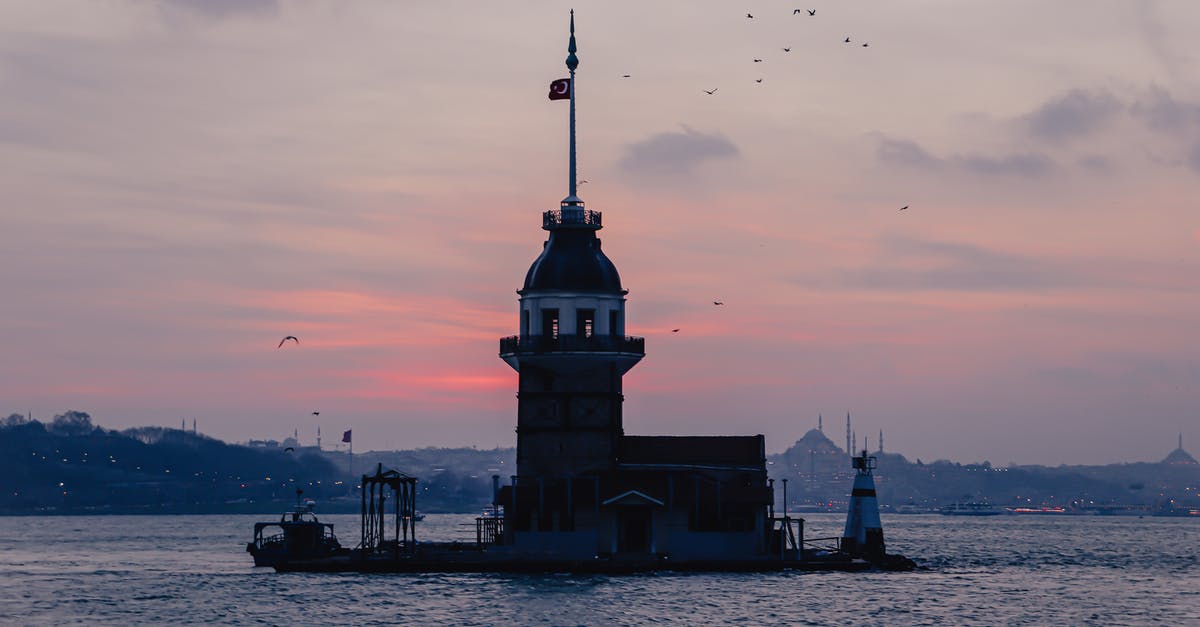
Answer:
940, 502, 1003, 516
1007, 506, 1067, 515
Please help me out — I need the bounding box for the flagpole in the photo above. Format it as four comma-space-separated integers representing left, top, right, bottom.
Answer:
567, 10, 579, 200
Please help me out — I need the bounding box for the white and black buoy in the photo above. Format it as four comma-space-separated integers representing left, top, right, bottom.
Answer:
842, 450, 886, 562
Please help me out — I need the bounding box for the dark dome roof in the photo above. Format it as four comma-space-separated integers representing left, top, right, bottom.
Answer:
522, 231, 623, 292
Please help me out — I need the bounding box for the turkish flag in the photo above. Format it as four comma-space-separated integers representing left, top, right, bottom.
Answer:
548, 78, 571, 100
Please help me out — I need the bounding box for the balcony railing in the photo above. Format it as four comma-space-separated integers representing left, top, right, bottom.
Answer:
499, 334, 644, 355
543, 207, 602, 229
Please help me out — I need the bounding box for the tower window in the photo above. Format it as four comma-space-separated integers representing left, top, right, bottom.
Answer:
521, 310, 530, 337
577, 309, 595, 338
541, 308, 559, 339
609, 310, 620, 336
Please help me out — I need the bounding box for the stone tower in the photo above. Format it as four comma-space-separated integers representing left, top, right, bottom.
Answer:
498, 12, 645, 479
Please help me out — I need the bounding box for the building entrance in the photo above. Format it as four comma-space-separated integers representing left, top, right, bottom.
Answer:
616, 508, 652, 553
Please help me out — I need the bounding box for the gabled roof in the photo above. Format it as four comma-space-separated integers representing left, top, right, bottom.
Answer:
601, 490, 665, 507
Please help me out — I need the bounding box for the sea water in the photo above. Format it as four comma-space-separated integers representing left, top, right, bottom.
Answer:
0, 513, 1196, 625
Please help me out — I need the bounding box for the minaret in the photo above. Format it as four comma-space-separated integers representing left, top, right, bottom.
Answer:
818, 414, 823, 433
845, 413, 852, 458
499, 11, 645, 480
879, 429, 883, 454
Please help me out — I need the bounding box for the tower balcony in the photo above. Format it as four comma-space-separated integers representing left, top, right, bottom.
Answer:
543, 207, 602, 230
499, 334, 644, 357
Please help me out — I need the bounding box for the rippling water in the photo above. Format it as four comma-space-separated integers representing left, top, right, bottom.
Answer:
1, 513, 1197, 625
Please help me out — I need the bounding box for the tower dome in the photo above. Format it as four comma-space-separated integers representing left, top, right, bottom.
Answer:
522, 213, 622, 293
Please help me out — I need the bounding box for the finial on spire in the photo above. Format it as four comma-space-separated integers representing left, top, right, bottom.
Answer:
566, 10, 579, 71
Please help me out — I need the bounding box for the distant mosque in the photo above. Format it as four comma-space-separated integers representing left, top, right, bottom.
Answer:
1162, 434, 1197, 465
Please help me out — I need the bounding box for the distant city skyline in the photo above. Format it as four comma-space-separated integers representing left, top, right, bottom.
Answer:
2, 2, 1198, 465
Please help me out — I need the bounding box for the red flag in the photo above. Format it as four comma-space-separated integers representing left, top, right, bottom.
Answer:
342, 429, 352, 443
548, 78, 571, 100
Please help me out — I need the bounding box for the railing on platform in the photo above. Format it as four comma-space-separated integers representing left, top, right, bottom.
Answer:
499, 334, 644, 355
803, 535, 843, 553
543, 207, 602, 229
476, 516, 504, 545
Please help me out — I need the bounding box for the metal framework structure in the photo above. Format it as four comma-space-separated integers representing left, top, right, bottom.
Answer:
360, 463, 418, 559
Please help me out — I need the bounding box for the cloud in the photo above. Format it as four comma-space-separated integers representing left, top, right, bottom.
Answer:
1132, 85, 1200, 133
1135, 0, 1186, 79
876, 138, 941, 169
875, 136, 1054, 178
160, 0, 278, 21
1076, 154, 1113, 173
617, 127, 739, 181
1189, 143, 1200, 174
958, 152, 1054, 178
1024, 89, 1123, 140
795, 236, 1091, 293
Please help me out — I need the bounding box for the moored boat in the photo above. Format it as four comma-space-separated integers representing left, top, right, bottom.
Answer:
246, 497, 347, 567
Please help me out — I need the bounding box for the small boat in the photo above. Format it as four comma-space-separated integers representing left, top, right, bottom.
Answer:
246, 497, 346, 567
940, 502, 1003, 516
409, 511, 426, 522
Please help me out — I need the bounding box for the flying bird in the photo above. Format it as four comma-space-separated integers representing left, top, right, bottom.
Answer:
755, 78, 764, 83
703, 88, 718, 95
794, 8, 802, 14
844, 36, 851, 43
783, 47, 791, 52
277, 335, 299, 348
622, 74, 631, 78
808, 9, 816, 16
671, 329, 681, 333
746, 12, 753, 18
862, 42, 870, 48
899, 205, 908, 211
312, 411, 320, 416
713, 300, 725, 306
753, 58, 763, 63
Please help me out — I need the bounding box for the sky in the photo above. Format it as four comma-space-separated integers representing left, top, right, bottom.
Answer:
2, 1, 1198, 465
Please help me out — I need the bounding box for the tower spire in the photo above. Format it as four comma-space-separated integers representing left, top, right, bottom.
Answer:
565, 10, 581, 204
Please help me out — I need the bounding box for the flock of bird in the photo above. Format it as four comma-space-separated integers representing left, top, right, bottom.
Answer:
618, 8, 873, 93
278, 8, 901, 344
